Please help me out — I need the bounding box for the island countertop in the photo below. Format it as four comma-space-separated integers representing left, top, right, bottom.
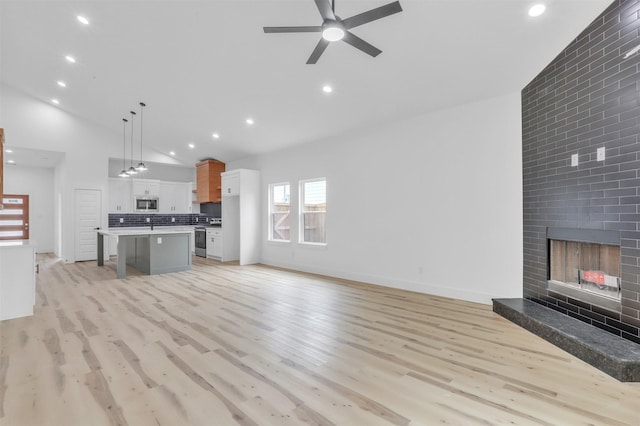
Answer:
0, 239, 37, 248
99, 227, 193, 237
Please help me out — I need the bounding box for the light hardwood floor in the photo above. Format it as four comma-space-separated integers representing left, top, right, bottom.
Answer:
1, 254, 640, 425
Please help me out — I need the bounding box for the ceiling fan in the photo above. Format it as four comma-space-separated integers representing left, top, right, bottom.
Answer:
263, 0, 403, 64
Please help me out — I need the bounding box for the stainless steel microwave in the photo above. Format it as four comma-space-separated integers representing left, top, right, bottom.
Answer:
134, 196, 159, 212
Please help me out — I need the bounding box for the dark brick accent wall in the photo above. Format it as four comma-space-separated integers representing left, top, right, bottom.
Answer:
522, 0, 640, 345
108, 213, 213, 228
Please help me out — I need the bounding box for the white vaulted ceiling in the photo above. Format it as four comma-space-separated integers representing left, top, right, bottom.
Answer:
0, 0, 612, 166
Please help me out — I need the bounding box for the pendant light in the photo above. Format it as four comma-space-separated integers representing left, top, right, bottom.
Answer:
118, 118, 129, 177
135, 102, 148, 171
126, 110, 137, 175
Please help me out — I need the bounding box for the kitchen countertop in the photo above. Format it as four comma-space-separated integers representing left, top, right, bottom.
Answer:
0, 240, 36, 248
100, 228, 193, 237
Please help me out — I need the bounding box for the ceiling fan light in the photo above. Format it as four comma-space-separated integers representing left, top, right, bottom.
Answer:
322, 25, 344, 42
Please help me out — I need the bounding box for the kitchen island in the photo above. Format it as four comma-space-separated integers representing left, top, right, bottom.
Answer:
97, 228, 191, 279
0, 240, 36, 321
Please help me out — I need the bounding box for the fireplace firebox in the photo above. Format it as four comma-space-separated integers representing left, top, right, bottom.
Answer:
546, 228, 621, 311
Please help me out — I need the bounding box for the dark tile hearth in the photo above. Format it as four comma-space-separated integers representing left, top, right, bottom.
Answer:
493, 298, 640, 382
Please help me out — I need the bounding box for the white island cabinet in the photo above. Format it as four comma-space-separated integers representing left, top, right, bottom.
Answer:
0, 240, 36, 321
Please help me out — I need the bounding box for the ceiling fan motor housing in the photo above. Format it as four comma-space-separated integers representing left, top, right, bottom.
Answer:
263, 0, 403, 64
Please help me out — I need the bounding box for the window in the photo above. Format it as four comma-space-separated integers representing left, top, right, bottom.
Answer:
268, 182, 290, 241
300, 178, 326, 244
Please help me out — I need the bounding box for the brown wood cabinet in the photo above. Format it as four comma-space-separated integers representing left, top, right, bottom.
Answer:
196, 159, 225, 203
0, 128, 4, 208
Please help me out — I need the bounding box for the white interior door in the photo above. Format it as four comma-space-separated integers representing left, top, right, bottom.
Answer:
75, 189, 102, 261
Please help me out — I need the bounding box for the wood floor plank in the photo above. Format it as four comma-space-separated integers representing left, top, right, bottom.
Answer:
1, 254, 640, 425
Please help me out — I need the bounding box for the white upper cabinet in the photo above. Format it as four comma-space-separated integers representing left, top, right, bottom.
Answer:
109, 179, 192, 214
132, 179, 160, 197
221, 171, 240, 197
108, 178, 131, 212
159, 182, 191, 213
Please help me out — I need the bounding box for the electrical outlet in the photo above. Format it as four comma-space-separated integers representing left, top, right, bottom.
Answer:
146, 217, 150, 223
171, 217, 175, 223
597, 147, 606, 161
157, 237, 162, 244
571, 153, 579, 167
119, 217, 124, 223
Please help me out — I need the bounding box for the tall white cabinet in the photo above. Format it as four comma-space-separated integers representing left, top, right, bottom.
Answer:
221, 169, 260, 265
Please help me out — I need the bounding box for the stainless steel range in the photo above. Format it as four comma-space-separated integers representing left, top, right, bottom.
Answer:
194, 226, 207, 257
194, 218, 222, 257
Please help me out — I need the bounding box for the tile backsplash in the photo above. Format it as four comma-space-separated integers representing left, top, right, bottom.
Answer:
108, 213, 213, 228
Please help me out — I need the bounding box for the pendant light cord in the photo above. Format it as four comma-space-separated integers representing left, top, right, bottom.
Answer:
139, 102, 145, 162
130, 111, 136, 168
122, 118, 128, 169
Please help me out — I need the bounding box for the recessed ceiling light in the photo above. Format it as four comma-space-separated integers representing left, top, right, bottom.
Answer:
65, 55, 76, 63
528, 4, 546, 17
5, 149, 13, 153
57, 81, 67, 87
169, 151, 176, 156
77, 15, 89, 25
322, 85, 333, 93
246, 118, 254, 125
212, 133, 220, 139
51, 99, 60, 105
188, 143, 195, 149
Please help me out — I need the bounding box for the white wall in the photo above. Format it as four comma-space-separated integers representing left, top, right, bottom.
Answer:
230, 92, 523, 304
107, 158, 195, 182
3, 165, 55, 253
1, 84, 200, 261
1, 83, 523, 303
1, 84, 113, 262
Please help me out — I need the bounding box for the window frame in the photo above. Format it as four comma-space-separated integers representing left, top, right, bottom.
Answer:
268, 182, 291, 243
298, 177, 327, 246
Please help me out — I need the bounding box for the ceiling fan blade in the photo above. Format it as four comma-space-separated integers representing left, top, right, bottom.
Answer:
342, 31, 382, 57
314, 0, 336, 21
307, 38, 330, 64
264, 26, 322, 33
342, 1, 403, 29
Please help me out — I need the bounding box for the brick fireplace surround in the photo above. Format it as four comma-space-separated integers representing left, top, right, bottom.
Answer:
495, 0, 640, 381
